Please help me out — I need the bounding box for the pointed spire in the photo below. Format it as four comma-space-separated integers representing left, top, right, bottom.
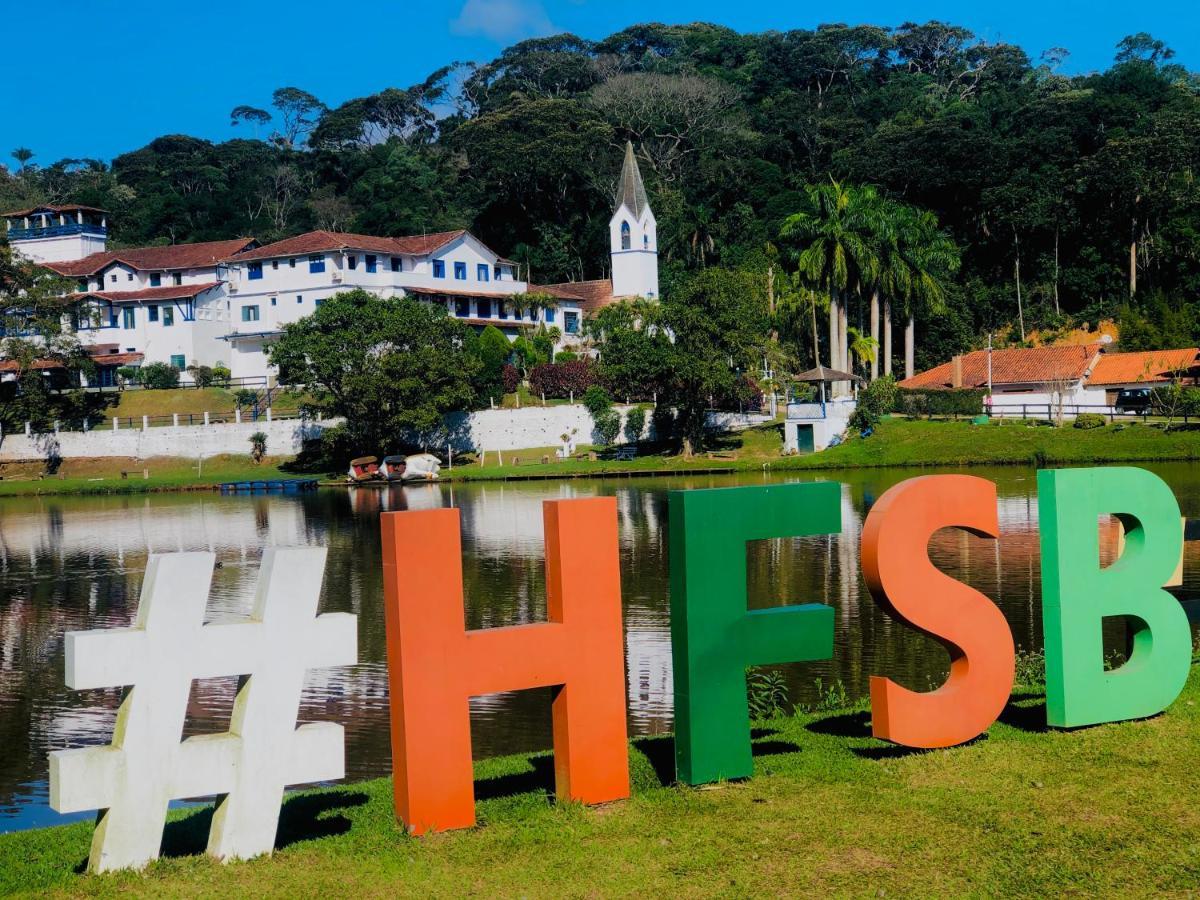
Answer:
615, 141, 649, 220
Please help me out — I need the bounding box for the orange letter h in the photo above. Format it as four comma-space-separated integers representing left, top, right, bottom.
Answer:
381, 498, 629, 833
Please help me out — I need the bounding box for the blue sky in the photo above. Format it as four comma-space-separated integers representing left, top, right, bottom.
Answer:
4, 0, 1198, 164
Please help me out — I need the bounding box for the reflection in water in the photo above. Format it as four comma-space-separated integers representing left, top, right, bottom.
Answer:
2, 463, 1199, 832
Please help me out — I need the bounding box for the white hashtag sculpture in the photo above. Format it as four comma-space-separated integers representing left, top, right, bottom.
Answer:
49, 548, 357, 873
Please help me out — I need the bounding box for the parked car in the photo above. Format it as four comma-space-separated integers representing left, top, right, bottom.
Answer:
1114, 388, 1151, 413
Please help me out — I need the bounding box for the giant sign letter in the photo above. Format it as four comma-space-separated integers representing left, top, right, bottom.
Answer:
1038, 466, 1191, 727
381, 498, 628, 834
669, 482, 839, 785
861, 475, 1013, 747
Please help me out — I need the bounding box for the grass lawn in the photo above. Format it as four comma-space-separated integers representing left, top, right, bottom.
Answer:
0, 455, 296, 497
5, 667, 1200, 896
444, 417, 1200, 482
94, 388, 307, 423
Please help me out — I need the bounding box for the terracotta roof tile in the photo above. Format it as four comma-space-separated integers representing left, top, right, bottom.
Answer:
533, 279, 617, 315
900, 344, 1102, 389
1087, 349, 1200, 386
70, 282, 222, 304
2, 203, 108, 217
227, 229, 466, 263
45, 239, 255, 277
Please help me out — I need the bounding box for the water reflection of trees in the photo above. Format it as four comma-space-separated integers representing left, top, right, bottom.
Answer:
6, 465, 1200, 830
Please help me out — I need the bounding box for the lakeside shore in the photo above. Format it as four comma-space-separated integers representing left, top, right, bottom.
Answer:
3, 419, 1200, 498
5, 665, 1200, 896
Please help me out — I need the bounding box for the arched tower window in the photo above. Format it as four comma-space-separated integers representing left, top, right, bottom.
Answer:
620, 220, 631, 250
643, 233, 649, 249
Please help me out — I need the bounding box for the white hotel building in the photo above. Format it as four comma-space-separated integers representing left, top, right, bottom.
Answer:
1, 143, 658, 385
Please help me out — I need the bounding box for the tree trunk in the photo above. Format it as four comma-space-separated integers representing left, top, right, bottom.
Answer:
1053, 226, 1060, 315
838, 299, 849, 396
905, 314, 915, 380
767, 264, 778, 344
810, 291, 820, 369
869, 289, 880, 381
883, 298, 892, 377
828, 290, 839, 371
1129, 222, 1138, 299
1013, 230, 1025, 341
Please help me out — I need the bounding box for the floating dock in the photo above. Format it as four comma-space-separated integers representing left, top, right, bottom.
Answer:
218, 478, 320, 494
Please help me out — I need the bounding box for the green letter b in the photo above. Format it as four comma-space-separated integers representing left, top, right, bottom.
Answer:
1038, 466, 1190, 728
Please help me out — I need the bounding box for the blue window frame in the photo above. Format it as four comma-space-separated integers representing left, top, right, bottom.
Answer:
498, 302, 507, 320
433, 260, 445, 278
162, 306, 174, 327
366, 254, 377, 273
149, 273, 161, 287
477, 299, 492, 318
248, 261, 263, 280
271, 297, 277, 306
348, 255, 358, 270
122, 307, 135, 329
289, 258, 297, 268
391, 257, 402, 272
170, 354, 185, 370
564, 311, 579, 334
454, 261, 467, 281
545, 307, 555, 324
620, 221, 631, 250
494, 264, 502, 280
297, 295, 303, 303
242, 305, 260, 322
455, 299, 470, 317
309, 255, 326, 274
148, 305, 159, 323
477, 263, 489, 282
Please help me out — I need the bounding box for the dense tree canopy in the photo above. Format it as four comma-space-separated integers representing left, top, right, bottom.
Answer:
4, 20, 1200, 372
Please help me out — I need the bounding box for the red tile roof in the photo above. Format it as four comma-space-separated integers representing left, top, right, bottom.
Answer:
900, 344, 1102, 389
532, 279, 617, 315
44, 239, 256, 277
227, 229, 466, 263
0, 347, 143, 373
1087, 348, 1200, 386
71, 282, 222, 303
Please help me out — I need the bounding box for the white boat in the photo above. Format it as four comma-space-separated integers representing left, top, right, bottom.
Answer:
380, 453, 441, 483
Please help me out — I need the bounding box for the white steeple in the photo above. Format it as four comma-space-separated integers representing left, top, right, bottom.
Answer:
609, 142, 658, 299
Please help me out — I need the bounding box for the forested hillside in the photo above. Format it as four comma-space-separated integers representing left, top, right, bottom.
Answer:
4, 21, 1199, 370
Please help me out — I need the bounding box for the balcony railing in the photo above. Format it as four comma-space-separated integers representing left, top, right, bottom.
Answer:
6, 222, 107, 241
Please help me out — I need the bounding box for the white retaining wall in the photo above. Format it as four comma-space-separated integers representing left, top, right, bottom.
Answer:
0, 405, 770, 461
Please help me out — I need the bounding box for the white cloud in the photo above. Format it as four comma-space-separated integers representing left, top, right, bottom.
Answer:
450, 0, 556, 43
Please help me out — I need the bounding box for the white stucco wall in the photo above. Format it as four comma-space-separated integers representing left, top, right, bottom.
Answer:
0, 404, 770, 462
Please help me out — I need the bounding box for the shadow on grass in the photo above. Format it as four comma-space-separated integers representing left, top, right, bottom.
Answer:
805, 710, 872, 739
851, 732, 988, 760
630, 729, 802, 788
998, 691, 1050, 734
156, 789, 369, 860
473, 755, 556, 802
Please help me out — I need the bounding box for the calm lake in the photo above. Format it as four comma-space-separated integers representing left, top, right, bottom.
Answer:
3, 463, 1200, 833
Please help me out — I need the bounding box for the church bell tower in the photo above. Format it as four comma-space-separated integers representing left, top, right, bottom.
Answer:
609, 142, 658, 299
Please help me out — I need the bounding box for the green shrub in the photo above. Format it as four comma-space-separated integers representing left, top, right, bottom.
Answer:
187, 364, 216, 387
747, 669, 790, 718
554, 351, 578, 362
1073, 412, 1106, 430
593, 408, 621, 446
624, 406, 647, 443
582, 385, 612, 417
115, 366, 139, 384
234, 388, 258, 410
895, 388, 985, 418
211, 365, 231, 383
138, 362, 180, 390
850, 376, 898, 434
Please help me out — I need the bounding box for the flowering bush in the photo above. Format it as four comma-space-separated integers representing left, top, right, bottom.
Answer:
501, 364, 519, 394
529, 360, 597, 399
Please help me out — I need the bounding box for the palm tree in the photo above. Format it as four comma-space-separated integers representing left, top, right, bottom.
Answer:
10, 147, 33, 174
893, 206, 960, 380
846, 326, 879, 376
780, 179, 877, 395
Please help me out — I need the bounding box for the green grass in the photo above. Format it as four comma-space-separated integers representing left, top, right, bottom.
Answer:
6, 667, 1200, 896
445, 417, 1200, 482
0, 455, 296, 497
98, 388, 306, 422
